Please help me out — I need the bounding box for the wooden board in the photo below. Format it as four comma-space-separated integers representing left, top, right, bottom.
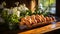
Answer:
18, 22, 60, 34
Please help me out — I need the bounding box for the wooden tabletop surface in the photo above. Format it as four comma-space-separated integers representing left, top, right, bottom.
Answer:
18, 22, 60, 34
1, 22, 60, 34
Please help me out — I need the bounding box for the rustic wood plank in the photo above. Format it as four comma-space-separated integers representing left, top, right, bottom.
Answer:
18, 22, 60, 34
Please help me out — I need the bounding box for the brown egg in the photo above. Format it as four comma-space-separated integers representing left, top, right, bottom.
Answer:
31, 15, 37, 24
25, 21, 32, 28
43, 17, 47, 23
49, 17, 53, 22
45, 17, 50, 23
35, 14, 42, 23
40, 15, 44, 18
39, 15, 45, 23
25, 16, 32, 25
19, 22, 25, 26
52, 17, 56, 21
21, 17, 26, 22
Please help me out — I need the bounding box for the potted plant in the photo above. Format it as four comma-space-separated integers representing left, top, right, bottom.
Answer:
8, 14, 19, 30
1, 9, 19, 30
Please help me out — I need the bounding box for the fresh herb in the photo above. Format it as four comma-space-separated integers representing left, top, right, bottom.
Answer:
1, 10, 19, 23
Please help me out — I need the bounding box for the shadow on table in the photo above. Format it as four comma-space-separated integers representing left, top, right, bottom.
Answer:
44, 29, 60, 34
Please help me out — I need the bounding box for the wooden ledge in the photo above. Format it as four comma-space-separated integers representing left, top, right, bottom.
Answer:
18, 22, 60, 34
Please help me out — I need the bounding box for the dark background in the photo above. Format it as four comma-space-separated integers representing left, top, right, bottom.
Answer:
56, 0, 60, 17
0, 0, 31, 9
0, 0, 59, 17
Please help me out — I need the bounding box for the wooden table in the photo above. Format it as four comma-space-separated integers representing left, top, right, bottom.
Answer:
1, 22, 60, 34
18, 22, 60, 34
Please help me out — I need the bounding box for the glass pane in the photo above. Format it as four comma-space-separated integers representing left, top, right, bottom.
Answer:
38, 0, 56, 14
49, 0, 56, 14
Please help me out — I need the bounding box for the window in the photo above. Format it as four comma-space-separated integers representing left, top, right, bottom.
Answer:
38, 0, 56, 14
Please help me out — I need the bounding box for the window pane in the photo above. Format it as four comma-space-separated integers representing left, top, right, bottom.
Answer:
38, 0, 56, 14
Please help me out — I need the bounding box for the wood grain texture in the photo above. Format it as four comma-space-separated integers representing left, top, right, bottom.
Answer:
18, 22, 60, 34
